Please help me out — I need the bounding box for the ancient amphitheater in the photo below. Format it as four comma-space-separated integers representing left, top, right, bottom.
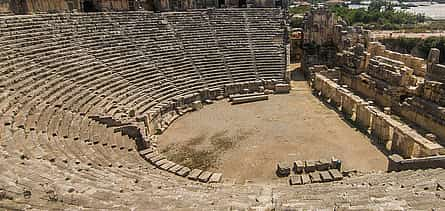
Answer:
0, 5, 444, 210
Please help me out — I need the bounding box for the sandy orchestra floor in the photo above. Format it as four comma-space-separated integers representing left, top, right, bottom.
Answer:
158, 78, 388, 183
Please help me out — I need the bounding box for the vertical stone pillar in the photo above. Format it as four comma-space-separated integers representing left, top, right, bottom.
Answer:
426, 48, 440, 80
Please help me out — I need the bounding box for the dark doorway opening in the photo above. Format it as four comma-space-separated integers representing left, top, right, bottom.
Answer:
83, 0, 98, 12
218, 0, 225, 8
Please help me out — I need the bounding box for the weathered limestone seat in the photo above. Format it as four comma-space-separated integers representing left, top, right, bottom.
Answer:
164, 12, 233, 88
210, 10, 259, 83
245, 9, 285, 80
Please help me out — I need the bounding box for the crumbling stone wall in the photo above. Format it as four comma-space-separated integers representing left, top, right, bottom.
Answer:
303, 7, 338, 47
302, 7, 371, 77
395, 48, 445, 142
368, 42, 426, 77
304, 8, 445, 167
314, 73, 444, 159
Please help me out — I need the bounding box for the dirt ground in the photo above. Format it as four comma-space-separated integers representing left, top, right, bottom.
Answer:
158, 76, 388, 184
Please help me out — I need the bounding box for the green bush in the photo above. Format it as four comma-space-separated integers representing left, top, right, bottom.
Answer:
289, 5, 310, 15
329, 1, 427, 30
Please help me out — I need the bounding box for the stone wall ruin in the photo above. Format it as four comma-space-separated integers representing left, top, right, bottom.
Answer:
303, 6, 445, 170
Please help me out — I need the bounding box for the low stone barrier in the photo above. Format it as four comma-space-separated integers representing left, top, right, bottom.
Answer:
274, 83, 291, 94
140, 147, 223, 183
231, 95, 268, 104
228, 92, 266, 101
388, 154, 445, 171
313, 73, 445, 160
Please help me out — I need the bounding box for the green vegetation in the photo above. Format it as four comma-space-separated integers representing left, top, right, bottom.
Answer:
289, 5, 310, 28
381, 36, 445, 63
289, 5, 311, 15
330, 0, 428, 30
161, 130, 249, 170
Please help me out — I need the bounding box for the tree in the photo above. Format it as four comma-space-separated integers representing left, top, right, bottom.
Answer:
328, 3, 427, 30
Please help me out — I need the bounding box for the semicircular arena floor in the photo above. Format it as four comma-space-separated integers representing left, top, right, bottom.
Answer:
158, 76, 389, 184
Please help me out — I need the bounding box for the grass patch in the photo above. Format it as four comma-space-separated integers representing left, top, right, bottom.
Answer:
210, 130, 235, 151
162, 130, 250, 170
188, 134, 206, 146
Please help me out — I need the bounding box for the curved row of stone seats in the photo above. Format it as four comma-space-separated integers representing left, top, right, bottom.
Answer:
2, 116, 445, 209
0, 31, 158, 167
104, 12, 205, 92
1, 145, 444, 211
1, 119, 181, 205
0, 108, 145, 170
0, 14, 161, 122
0, 147, 198, 210
0, 10, 285, 123
163, 11, 234, 88
0, 15, 132, 121
278, 168, 445, 210
0, 57, 145, 169
68, 13, 182, 115
244, 9, 286, 80
209, 9, 259, 83
89, 12, 209, 116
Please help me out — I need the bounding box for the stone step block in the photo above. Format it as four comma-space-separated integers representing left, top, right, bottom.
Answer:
329, 169, 343, 181
301, 174, 311, 184
209, 173, 222, 183
143, 150, 158, 160
276, 162, 291, 177
176, 167, 191, 177
293, 160, 305, 174
198, 171, 212, 183
188, 169, 203, 180
309, 172, 322, 183
320, 171, 334, 182
305, 160, 317, 173
160, 161, 176, 171
168, 164, 183, 173
290, 175, 302, 185
139, 148, 154, 156
154, 158, 169, 167
148, 154, 165, 163
316, 159, 331, 171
